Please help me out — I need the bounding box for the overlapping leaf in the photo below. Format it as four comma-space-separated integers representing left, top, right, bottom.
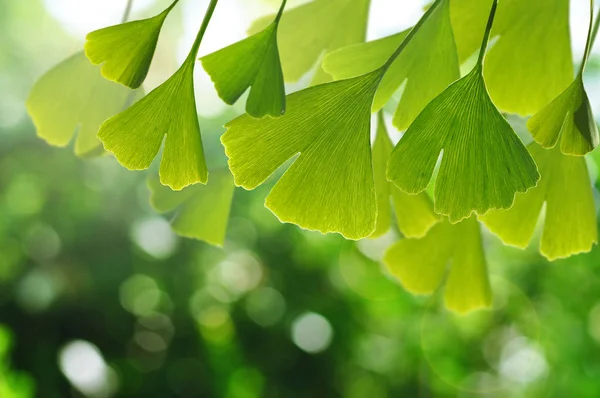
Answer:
201, 2, 286, 118
26, 52, 140, 157
323, 0, 460, 130
387, 0, 539, 223
450, 0, 572, 115
148, 170, 235, 246
372, 113, 439, 238
384, 217, 492, 314
222, 70, 382, 239
85, 0, 179, 89
480, 144, 597, 260
249, 0, 370, 84
526, 5, 599, 156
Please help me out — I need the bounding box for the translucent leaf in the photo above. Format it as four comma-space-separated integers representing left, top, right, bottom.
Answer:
372, 113, 439, 238
26, 52, 140, 157
249, 0, 370, 84
387, 67, 539, 223
201, 22, 285, 118
148, 170, 234, 246
451, 0, 572, 115
323, 0, 460, 130
383, 217, 492, 314
222, 70, 383, 240
98, 57, 207, 190
85, 0, 179, 89
480, 144, 597, 260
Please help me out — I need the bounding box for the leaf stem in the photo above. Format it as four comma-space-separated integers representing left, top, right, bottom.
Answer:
580, 0, 597, 75
275, 0, 288, 23
476, 0, 499, 68
379, 0, 444, 73
188, 0, 220, 61
121, 0, 134, 23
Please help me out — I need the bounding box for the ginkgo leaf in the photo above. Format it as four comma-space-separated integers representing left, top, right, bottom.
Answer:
97, 0, 220, 190
98, 57, 207, 190
526, 3, 599, 156
201, 3, 285, 118
372, 113, 439, 238
480, 144, 597, 261
323, 0, 460, 130
26, 52, 141, 157
383, 217, 492, 314
450, 0, 572, 115
85, 0, 179, 89
387, 0, 539, 223
249, 0, 370, 84
148, 170, 235, 246
222, 70, 383, 240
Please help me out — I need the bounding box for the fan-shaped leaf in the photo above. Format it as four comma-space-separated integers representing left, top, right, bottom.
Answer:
148, 170, 234, 246
98, 57, 207, 190
85, 0, 179, 89
249, 0, 370, 84
323, 0, 460, 130
201, 21, 285, 118
480, 144, 597, 260
222, 70, 383, 239
26, 52, 141, 157
372, 113, 439, 238
383, 217, 492, 314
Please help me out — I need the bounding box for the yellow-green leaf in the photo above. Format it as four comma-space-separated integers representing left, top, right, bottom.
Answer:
480, 144, 597, 261
85, 0, 179, 89
249, 0, 370, 84
26, 52, 140, 157
222, 70, 383, 240
98, 57, 207, 190
387, 67, 539, 223
201, 22, 285, 118
383, 217, 492, 314
323, 0, 460, 130
372, 113, 439, 238
148, 169, 235, 246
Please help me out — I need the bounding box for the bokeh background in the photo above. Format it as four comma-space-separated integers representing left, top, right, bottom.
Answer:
3, 0, 600, 397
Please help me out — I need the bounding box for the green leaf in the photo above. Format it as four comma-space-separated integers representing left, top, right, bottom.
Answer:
26, 52, 140, 157
323, 0, 460, 130
383, 217, 492, 314
85, 0, 179, 89
249, 0, 370, 84
450, 0, 572, 115
372, 113, 439, 238
222, 70, 383, 240
387, 67, 539, 223
148, 169, 235, 246
201, 22, 285, 118
527, 77, 599, 156
98, 57, 208, 190
480, 144, 597, 261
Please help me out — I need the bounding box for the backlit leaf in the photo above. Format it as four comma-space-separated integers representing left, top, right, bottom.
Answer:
480, 144, 597, 261
526, 4, 599, 156
323, 0, 460, 130
222, 70, 382, 240
249, 0, 370, 84
148, 170, 235, 246
450, 0, 572, 115
98, 56, 207, 190
26, 52, 140, 157
387, 1, 539, 223
383, 217, 492, 314
201, 14, 285, 117
372, 113, 439, 238
85, 0, 179, 89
